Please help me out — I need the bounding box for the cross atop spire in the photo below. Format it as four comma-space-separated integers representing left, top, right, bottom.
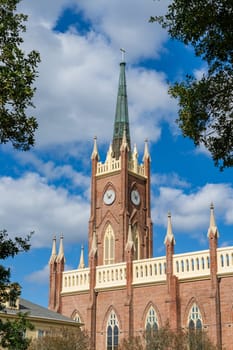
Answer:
112, 56, 131, 159
120, 48, 126, 62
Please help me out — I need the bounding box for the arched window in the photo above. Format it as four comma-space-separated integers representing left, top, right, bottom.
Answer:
145, 306, 159, 335
132, 224, 140, 260
188, 303, 203, 330
104, 225, 115, 265
72, 311, 81, 323
188, 303, 203, 347
107, 310, 119, 350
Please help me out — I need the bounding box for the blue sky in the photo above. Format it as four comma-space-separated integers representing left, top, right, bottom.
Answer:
1, 0, 233, 308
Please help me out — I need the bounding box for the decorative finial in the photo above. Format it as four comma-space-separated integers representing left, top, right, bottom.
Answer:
143, 138, 150, 161
164, 211, 175, 244
120, 48, 126, 62
49, 235, 57, 263
57, 234, 65, 262
78, 245, 85, 269
91, 136, 99, 160
207, 202, 219, 238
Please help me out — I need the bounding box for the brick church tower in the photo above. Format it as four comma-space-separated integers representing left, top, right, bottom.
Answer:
49, 58, 233, 350
89, 59, 153, 267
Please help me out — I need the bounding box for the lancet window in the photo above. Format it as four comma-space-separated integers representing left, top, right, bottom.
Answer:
107, 310, 119, 350
145, 306, 159, 335
73, 311, 81, 323
188, 303, 203, 330
104, 224, 115, 265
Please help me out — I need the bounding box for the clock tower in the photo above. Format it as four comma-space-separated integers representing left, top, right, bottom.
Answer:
88, 59, 153, 266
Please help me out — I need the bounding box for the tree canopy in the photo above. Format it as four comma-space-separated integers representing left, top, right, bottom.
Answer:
28, 327, 90, 350
150, 0, 233, 170
0, 0, 40, 150
0, 230, 33, 349
119, 324, 219, 350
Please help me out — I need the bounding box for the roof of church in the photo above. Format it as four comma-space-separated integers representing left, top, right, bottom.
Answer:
3, 298, 76, 324
112, 60, 131, 159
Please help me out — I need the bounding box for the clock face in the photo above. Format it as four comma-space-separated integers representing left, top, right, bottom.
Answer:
131, 189, 140, 205
103, 189, 116, 205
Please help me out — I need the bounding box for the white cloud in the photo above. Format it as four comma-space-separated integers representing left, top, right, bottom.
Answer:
16, 0, 177, 151
0, 174, 90, 248
25, 261, 77, 287
26, 264, 49, 285
152, 172, 190, 188
74, 0, 170, 60
194, 66, 208, 80
152, 183, 233, 232
16, 152, 90, 192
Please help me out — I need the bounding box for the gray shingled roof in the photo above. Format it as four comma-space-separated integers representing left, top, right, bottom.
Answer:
3, 298, 76, 324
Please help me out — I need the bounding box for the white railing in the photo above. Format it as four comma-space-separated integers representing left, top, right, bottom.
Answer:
96, 262, 126, 289
128, 161, 145, 177
96, 158, 145, 177
217, 246, 233, 274
96, 159, 121, 175
62, 268, 90, 293
173, 250, 210, 279
133, 257, 166, 284
61, 247, 233, 294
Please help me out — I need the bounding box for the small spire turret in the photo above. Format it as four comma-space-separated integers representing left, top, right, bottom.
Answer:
78, 245, 85, 269
106, 143, 113, 161
120, 126, 129, 152
132, 144, 138, 159
164, 212, 175, 244
57, 234, 65, 262
207, 203, 219, 238
49, 235, 57, 263
91, 136, 99, 160
143, 139, 150, 161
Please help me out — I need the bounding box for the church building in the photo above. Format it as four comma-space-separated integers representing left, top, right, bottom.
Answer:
48, 59, 233, 349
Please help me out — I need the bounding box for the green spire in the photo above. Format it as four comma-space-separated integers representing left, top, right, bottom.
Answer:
112, 60, 131, 159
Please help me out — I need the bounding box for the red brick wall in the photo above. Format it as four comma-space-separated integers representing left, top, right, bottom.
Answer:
60, 274, 233, 349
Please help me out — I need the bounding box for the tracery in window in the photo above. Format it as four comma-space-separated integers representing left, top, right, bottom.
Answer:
188, 303, 203, 330
145, 306, 159, 335
188, 303, 204, 347
104, 224, 115, 265
107, 310, 119, 350
72, 311, 81, 323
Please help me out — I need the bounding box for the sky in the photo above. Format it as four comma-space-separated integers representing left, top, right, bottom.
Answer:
1, 0, 233, 308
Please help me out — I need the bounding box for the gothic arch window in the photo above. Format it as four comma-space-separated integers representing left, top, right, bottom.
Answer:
145, 306, 159, 335
188, 303, 203, 330
72, 310, 82, 323
132, 223, 140, 260
104, 224, 115, 265
106, 310, 119, 350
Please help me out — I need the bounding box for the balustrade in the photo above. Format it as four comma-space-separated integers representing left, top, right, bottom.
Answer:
61, 247, 233, 294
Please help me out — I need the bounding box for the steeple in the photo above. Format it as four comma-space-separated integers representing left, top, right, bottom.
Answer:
112, 55, 131, 159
